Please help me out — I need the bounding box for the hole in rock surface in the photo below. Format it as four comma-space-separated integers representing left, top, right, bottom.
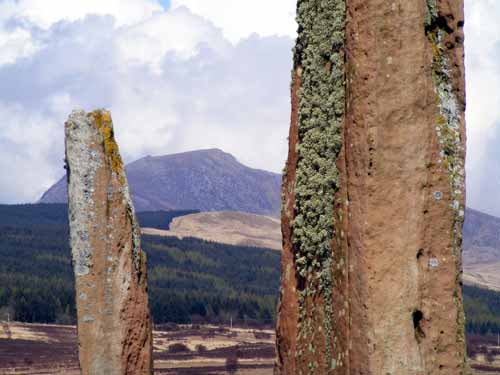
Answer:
413, 310, 426, 341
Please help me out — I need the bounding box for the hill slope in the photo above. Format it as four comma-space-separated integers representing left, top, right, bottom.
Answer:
40, 149, 281, 216
0, 204, 280, 325
138, 207, 500, 291
142, 211, 282, 251
142, 207, 500, 291
463, 208, 500, 291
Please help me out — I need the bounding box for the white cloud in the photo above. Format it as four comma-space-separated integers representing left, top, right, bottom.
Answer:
2, 0, 163, 29
171, 0, 297, 43
0, 4, 293, 204
0, 26, 39, 65
110, 32, 293, 169
117, 6, 230, 73
0, 0, 165, 67
0, 102, 64, 203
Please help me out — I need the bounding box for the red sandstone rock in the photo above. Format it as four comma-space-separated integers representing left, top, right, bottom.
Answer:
276, 1, 468, 374
65, 109, 153, 375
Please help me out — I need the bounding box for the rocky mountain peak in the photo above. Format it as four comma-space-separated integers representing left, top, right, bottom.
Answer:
40, 148, 281, 216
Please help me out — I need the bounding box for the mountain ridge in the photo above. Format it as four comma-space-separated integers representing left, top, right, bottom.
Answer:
40, 148, 282, 216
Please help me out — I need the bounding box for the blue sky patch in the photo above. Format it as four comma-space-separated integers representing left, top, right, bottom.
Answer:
160, 0, 170, 10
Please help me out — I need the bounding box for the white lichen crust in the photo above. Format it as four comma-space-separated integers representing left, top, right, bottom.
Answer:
66, 110, 102, 276
425, 1, 468, 371
66, 109, 143, 277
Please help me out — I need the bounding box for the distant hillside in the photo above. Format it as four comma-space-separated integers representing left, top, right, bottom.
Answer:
0, 204, 279, 325
463, 208, 500, 291
142, 211, 282, 251
39, 149, 281, 216
137, 208, 500, 290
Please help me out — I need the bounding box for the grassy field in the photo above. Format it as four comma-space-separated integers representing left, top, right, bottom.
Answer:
0, 322, 275, 375
1, 322, 500, 374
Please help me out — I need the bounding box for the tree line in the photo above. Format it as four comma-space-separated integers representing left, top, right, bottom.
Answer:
0, 204, 499, 335
0, 204, 279, 325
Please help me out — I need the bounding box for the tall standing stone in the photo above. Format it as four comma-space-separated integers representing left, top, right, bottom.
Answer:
66, 110, 153, 375
276, 1, 468, 374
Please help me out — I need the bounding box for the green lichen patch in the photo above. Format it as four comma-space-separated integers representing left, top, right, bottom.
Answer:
290, 0, 346, 371
425, 0, 439, 30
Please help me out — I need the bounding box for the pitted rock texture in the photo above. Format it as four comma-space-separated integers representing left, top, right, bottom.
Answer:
276, 1, 468, 374
65, 110, 153, 375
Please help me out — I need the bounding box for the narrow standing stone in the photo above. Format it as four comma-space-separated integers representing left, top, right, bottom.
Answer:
276, 1, 468, 374
65, 109, 153, 375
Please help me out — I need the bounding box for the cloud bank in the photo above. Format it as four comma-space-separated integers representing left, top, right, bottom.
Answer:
0, 0, 294, 203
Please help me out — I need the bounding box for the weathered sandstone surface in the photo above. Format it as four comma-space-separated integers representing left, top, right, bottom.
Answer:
276, 0, 468, 374
65, 110, 153, 374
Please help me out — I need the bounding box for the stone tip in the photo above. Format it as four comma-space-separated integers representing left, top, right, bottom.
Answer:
66, 108, 124, 179
91, 110, 124, 177
69, 108, 86, 117
66, 109, 112, 128
90, 109, 114, 134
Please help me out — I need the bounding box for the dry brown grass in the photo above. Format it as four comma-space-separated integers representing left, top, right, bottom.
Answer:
2, 322, 496, 374
0, 322, 275, 374
464, 261, 500, 292
142, 211, 281, 250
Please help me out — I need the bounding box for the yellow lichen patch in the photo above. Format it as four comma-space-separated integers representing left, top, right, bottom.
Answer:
90, 110, 125, 184
437, 114, 446, 127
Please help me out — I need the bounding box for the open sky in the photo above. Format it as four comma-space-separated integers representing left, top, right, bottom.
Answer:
0, 0, 498, 217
